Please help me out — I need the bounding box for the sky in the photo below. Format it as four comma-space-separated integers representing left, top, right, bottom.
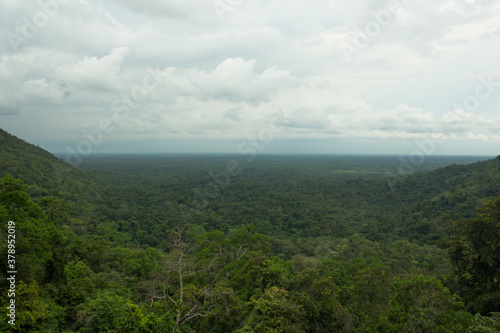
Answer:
0, 0, 499, 159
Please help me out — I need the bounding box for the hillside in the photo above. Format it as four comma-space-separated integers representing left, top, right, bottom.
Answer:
397, 155, 500, 214
0, 128, 100, 219
387, 155, 500, 241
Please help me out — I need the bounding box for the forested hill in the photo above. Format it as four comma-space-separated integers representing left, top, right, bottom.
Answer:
0, 128, 100, 219
395, 154, 500, 218
1, 128, 81, 193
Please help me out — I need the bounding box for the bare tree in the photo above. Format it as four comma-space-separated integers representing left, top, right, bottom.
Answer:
147, 229, 232, 332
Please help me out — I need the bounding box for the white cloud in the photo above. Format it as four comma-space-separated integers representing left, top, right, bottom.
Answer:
21, 79, 65, 104
0, 0, 499, 154
55, 47, 130, 92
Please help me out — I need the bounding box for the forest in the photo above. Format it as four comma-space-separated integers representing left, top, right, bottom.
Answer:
0, 127, 499, 332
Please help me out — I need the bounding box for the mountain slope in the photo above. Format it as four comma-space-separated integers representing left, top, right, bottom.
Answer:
397, 155, 500, 216
0, 128, 100, 219
387, 155, 500, 241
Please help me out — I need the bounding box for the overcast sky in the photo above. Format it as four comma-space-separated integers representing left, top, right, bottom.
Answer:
1, 0, 499, 157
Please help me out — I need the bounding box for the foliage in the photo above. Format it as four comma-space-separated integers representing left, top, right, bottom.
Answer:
237, 286, 304, 333
447, 197, 500, 314
467, 312, 500, 333
376, 274, 473, 332
1, 129, 499, 331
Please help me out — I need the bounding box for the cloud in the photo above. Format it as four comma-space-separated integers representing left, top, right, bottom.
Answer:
0, 0, 499, 154
185, 58, 295, 104
105, 0, 210, 21
55, 47, 130, 92
20, 79, 65, 104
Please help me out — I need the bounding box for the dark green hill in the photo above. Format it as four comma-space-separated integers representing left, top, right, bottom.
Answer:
0, 128, 100, 219
390, 155, 500, 241
397, 155, 500, 216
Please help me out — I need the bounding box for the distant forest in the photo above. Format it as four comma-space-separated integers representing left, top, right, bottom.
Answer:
0, 128, 499, 332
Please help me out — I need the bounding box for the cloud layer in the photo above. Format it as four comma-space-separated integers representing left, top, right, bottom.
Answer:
0, 0, 499, 155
